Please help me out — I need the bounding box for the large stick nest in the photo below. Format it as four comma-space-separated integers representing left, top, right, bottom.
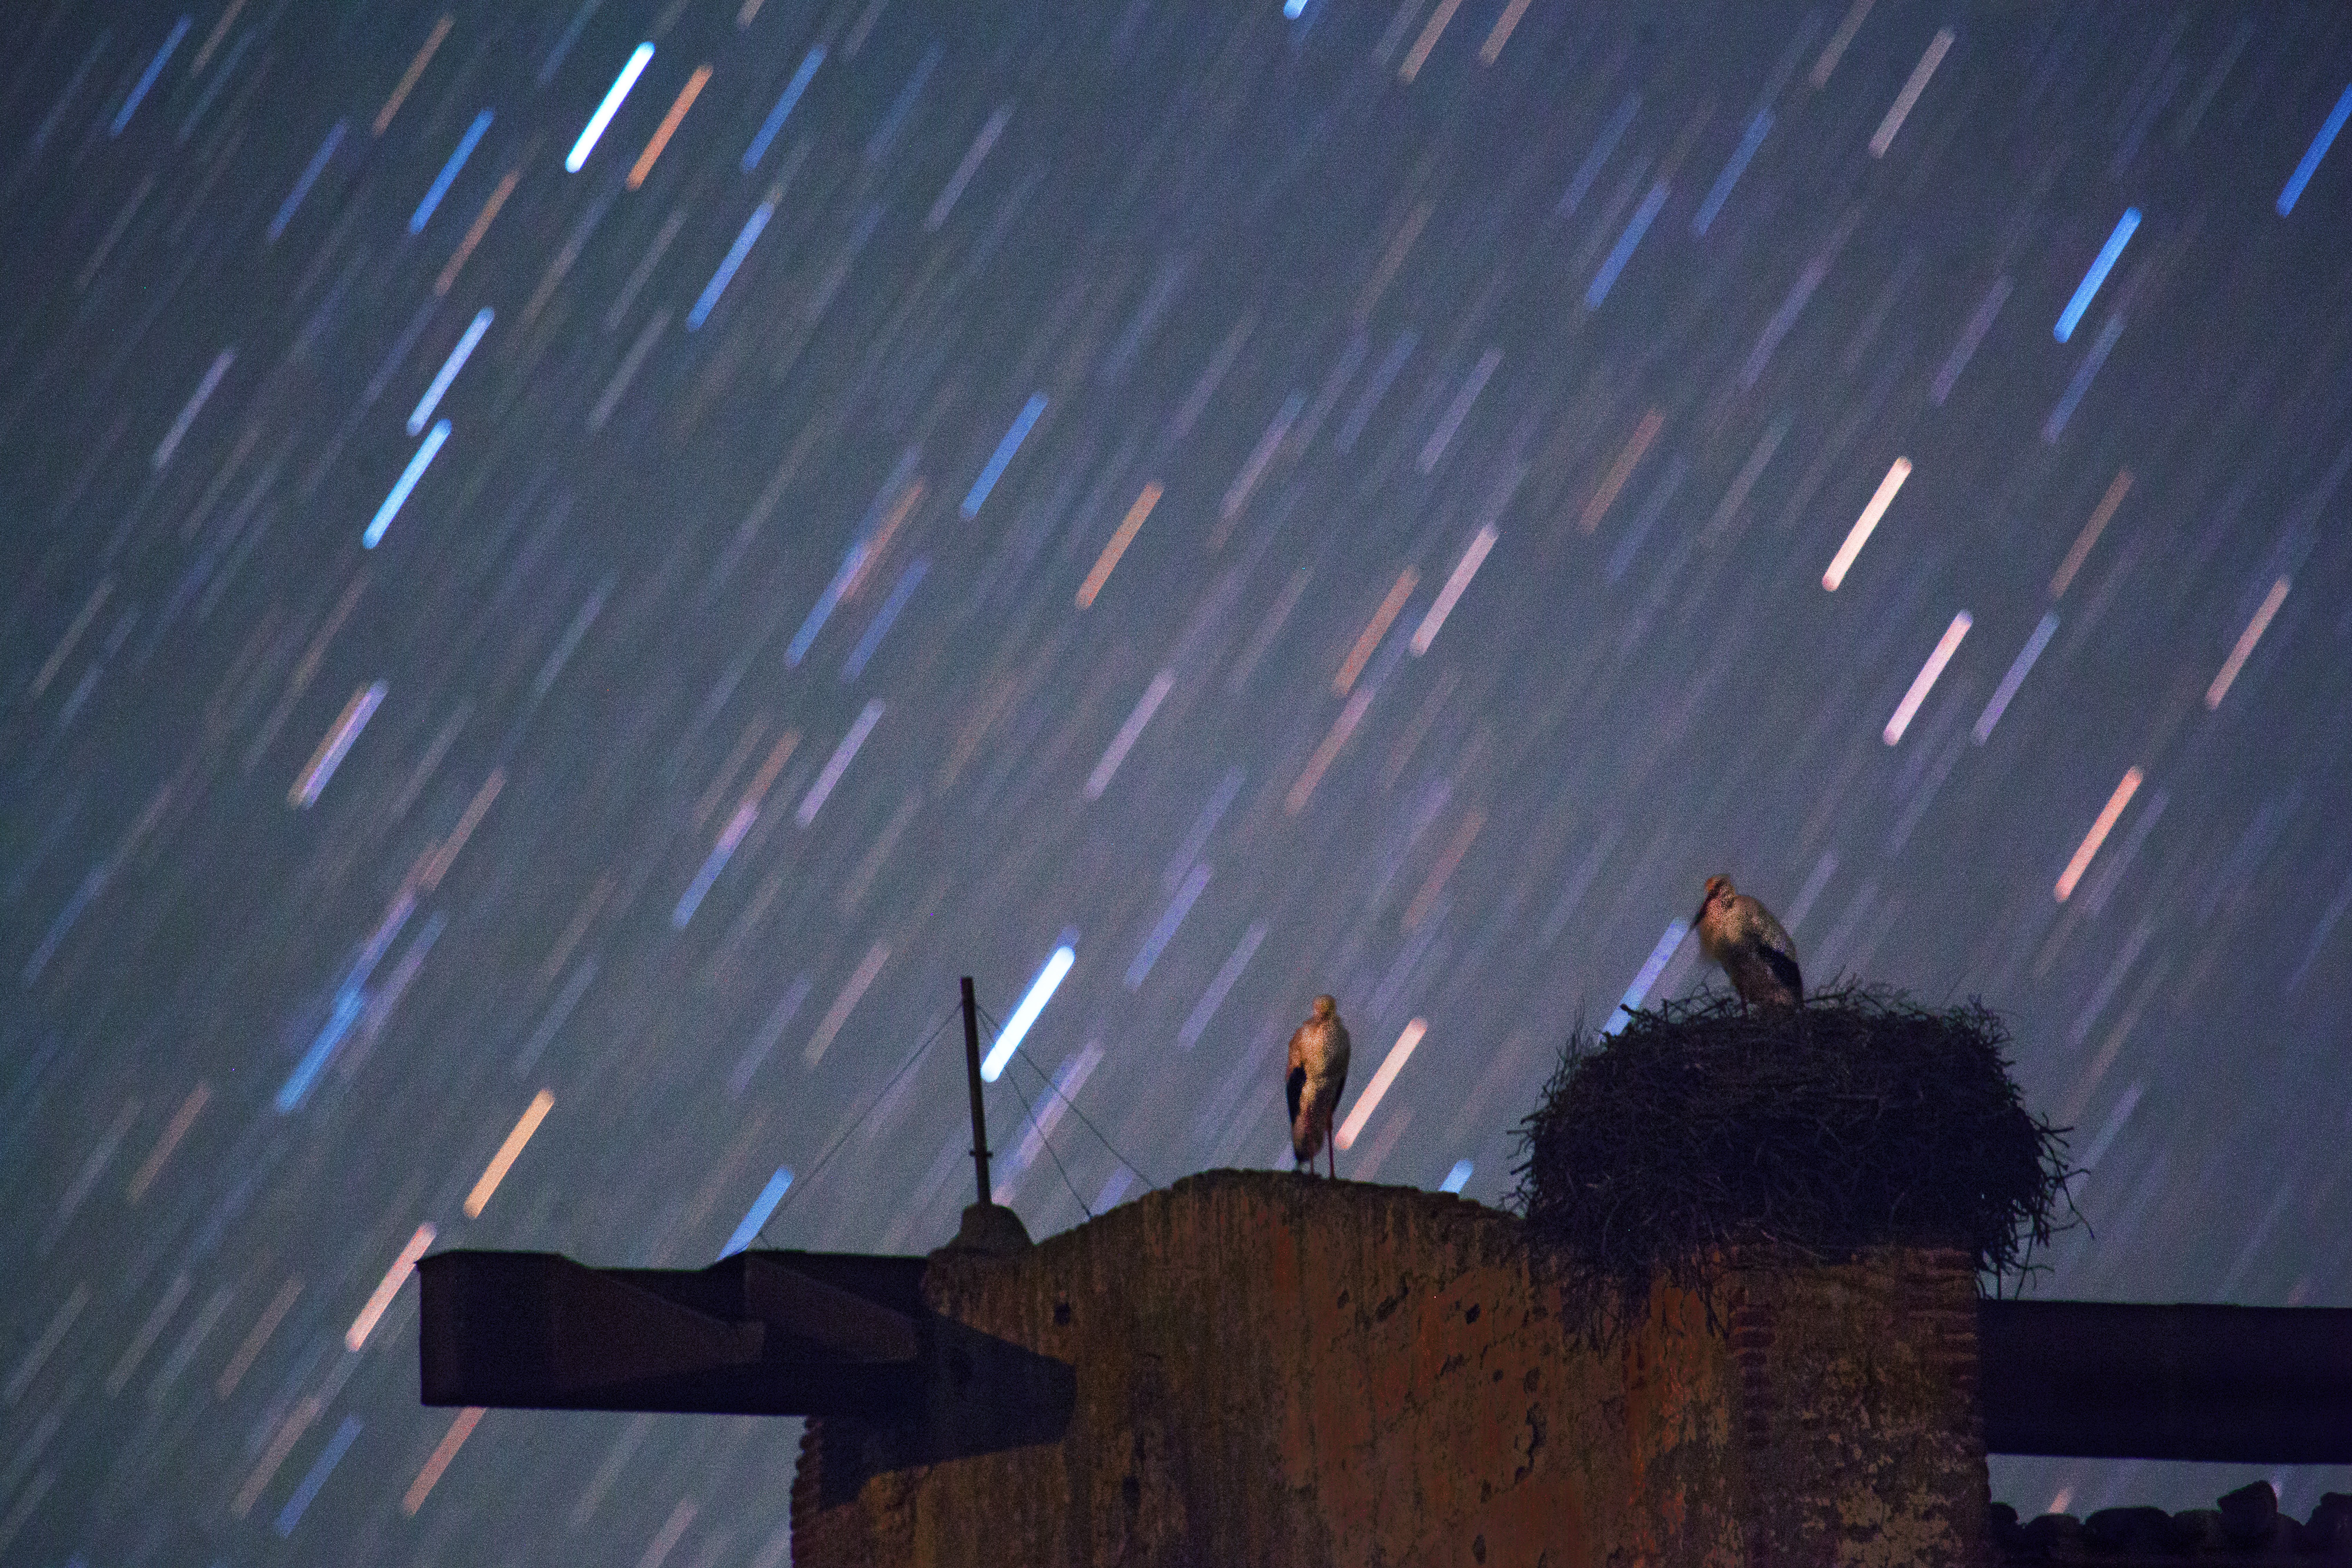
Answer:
1508, 985, 2073, 1340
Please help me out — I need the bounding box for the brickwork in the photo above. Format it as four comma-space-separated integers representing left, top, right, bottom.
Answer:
1728, 1247, 1992, 1568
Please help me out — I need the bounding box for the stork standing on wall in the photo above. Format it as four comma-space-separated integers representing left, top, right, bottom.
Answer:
1696, 875, 1804, 1011
1287, 995, 1352, 1178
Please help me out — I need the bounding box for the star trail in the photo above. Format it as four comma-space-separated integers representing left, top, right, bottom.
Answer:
5, 1, 2352, 1560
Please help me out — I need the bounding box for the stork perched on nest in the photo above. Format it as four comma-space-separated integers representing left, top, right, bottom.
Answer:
1286, 995, 1352, 1178
1696, 875, 1803, 1011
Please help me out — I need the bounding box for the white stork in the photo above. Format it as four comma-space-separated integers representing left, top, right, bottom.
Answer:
1286, 995, 1352, 1178
1695, 875, 1803, 1011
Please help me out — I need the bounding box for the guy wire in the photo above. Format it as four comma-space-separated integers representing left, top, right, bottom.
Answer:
753, 998, 963, 1247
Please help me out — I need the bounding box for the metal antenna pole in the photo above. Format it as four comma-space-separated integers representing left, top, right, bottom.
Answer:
961, 977, 992, 1206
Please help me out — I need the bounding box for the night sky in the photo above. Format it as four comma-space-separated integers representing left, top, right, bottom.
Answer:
6, 0, 2351, 1559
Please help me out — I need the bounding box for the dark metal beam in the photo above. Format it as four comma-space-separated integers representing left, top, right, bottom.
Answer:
1979, 1299, 2352, 1462
416, 1247, 1075, 1459
417, 1249, 928, 1417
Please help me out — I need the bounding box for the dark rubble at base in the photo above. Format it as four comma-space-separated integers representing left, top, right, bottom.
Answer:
1994, 1482, 2352, 1562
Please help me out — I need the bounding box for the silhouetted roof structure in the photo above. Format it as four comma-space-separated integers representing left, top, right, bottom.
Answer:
1993, 1481, 2352, 1563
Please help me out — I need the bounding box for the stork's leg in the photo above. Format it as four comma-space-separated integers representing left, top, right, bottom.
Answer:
1327, 1140, 1337, 1181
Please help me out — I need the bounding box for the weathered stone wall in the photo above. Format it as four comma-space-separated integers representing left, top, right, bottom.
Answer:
1726, 1246, 1989, 1567
791, 1171, 1988, 1567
